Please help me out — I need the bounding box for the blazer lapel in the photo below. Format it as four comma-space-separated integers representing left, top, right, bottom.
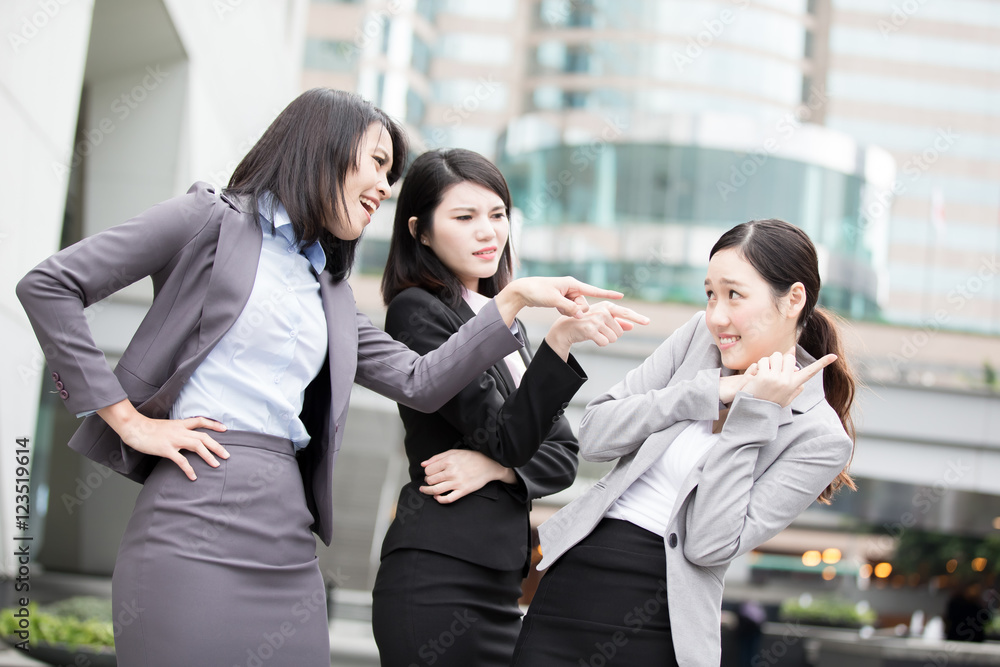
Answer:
197, 207, 262, 350
319, 275, 358, 428
138, 204, 262, 415
455, 297, 517, 395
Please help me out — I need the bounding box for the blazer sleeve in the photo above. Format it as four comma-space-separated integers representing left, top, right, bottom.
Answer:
354, 295, 526, 415
511, 414, 579, 502
383, 289, 587, 469
15, 183, 223, 416
681, 393, 854, 568
578, 312, 721, 462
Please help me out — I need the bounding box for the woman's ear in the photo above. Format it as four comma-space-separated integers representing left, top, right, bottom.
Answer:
787, 282, 807, 319
407, 216, 419, 241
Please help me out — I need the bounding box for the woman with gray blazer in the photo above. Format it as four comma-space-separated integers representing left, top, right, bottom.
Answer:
16, 89, 624, 667
512, 219, 857, 667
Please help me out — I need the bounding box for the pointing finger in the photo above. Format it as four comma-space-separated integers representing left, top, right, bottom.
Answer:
608, 304, 650, 326
796, 354, 837, 383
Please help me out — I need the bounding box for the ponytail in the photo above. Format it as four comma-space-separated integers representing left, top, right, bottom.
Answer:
798, 306, 858, 504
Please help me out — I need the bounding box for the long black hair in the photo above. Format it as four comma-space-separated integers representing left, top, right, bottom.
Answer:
711, 219, 857, 504
381, 148, 513, 308
225, 88, 407, 281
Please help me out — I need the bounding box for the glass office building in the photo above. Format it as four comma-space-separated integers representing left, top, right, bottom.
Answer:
499, 113, 894, 319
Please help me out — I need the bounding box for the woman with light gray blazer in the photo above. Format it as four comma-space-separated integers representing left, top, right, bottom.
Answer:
512, 219, 857, 667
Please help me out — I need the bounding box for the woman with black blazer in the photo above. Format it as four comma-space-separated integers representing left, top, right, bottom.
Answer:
370, 148, 648, 666
15, 90, 625, 667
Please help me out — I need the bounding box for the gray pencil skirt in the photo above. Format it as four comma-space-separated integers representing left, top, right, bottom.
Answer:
111, 431, 329, 667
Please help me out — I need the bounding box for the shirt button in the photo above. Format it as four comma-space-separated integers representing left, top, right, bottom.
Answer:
290, 330, 298, 338
286, 286, 294, 293
668, 533, 678, 548
286, 246, 296, 254
273, 377, 281, 384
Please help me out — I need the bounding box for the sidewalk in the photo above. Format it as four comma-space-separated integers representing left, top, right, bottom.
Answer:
0, 580, 381, 667
0, 618, 379, 667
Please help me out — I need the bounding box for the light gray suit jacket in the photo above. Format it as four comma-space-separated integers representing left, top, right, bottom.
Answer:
16, 182, 523, 546
537, 312, 853, 667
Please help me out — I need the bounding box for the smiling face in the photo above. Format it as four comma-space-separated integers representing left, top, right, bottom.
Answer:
329, 122, 394, 240
416, 181, 510, 293
704, 248, 805, 372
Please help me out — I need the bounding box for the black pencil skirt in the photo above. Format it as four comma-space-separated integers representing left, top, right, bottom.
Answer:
371, 548, 524, 667
511, 518, 678, 666
111, 431, 329, 667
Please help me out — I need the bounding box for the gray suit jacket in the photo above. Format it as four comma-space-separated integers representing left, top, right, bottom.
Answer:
537, 312, 853, 667
16, 182, 523, 546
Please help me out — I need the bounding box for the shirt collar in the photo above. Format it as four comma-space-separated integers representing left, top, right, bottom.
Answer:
258, 192, 327, 274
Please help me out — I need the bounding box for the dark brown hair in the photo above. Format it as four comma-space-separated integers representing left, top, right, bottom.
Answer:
381, 148, 513, 307
226, 88, 407, 281
710, 219, 857, 504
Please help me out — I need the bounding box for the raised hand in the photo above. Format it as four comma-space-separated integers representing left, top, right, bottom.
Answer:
97, 399, 230, 481
493, 276, 626, 325
741, 349, 837, 407
418, 449, 515, 504
544, 301, 650, 361
719, 370, 756, 407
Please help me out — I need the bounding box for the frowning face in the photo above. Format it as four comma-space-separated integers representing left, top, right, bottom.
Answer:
415, 181, 509, 293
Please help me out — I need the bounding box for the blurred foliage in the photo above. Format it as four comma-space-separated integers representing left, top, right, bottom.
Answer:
891, 529, 1000, 578
985, 361, 997, 390
779, 596, 877, 628
0, 597, 114, 649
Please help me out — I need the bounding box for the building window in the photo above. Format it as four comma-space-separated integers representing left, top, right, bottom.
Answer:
412, 35, 431, 74
406, 89, 425, 125
303, 38, 355, 71
417, 0, 436, 22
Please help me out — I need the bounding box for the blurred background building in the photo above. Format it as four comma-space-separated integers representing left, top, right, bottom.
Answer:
3, 0, 1000, 663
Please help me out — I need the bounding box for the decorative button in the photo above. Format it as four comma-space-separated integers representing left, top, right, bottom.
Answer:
59, 390, 69, 400
668, 533, 678, 548
55, 381, 64, 390
52, 372, 60, 381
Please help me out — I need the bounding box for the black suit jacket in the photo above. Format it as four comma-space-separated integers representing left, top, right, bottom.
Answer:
379, 287, 584, 573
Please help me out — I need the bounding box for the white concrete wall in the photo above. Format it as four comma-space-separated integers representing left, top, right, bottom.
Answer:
0, 0, 308, 579
0, 0, 97, 584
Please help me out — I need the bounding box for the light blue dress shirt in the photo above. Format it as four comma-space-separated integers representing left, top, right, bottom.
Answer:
169, 194, 328, 449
